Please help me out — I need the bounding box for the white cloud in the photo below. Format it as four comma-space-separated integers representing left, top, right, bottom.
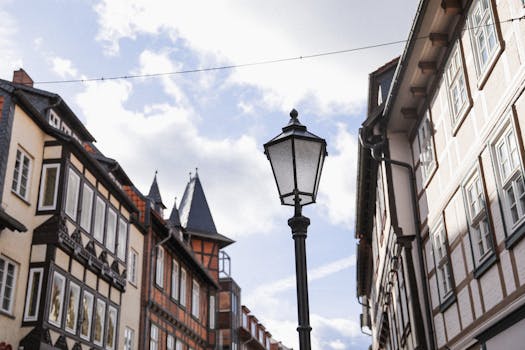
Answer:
329, 339, 347, 350
317, 123, 358, 229
93, 0, 418, 114
0, 4, 23, 79
75, 75, 281, 238
50, 56, 78, 78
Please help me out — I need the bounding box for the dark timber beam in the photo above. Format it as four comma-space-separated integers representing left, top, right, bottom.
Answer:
418, 61, 437, 75
429, 33, 449, 47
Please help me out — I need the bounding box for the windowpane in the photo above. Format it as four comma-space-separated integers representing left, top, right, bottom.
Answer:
80, 291, 94, 340
93, 196, 106, 242
150, 324, 159, 350
171, 260, 179, 300
106, 306, 117, 350
80, 185, 94, 232
192, 279, 200, 318
106, 208, 117, 253
0, 258, 17, 314
155, 247, 164, 287
93, 299, 106, 346
209, 295, 216, 329
180, 268, 187, 306
65, 169, 80, 220
117, 218, 127, 260
24, 268, 43, 321
167, 335, 175, 350
12, 149, 32, 200
48, 272, 66, 327
469, 0, 498, 73
65, 282, 80, 334
128, 250, 138, 285
39, 164, 60, 209
124, 327, 134, 350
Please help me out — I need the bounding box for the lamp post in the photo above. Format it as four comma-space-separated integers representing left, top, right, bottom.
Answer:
263, 109, 327, 350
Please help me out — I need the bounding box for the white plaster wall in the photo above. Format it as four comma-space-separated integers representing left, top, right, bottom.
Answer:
444, 303, 461, 340
513, 236, 525, 286
500, 250, 516, 295
479, 267, 503, 312
458, 286, 473, 327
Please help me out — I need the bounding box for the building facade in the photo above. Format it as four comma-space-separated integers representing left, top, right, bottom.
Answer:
356, 1, 525, 349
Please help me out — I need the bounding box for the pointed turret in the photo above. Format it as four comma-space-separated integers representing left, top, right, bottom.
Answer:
168, 197, 181, 228
147, 171, 166, 215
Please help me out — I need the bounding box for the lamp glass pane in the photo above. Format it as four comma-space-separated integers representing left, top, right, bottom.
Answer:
313, 148, 326, 200
294, 139, 322, 195
267, 139, 294, 197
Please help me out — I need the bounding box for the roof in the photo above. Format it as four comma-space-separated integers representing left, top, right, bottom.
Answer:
147, 172, 166, 209
0, 208, 27, 232
179, 172, 234, 248
168, 198, 181, 227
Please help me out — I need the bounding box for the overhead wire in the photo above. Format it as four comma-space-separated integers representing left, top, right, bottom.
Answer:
31, 14, 525, 86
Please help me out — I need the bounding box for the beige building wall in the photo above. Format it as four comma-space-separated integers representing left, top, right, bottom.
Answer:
0, 106, 54, 344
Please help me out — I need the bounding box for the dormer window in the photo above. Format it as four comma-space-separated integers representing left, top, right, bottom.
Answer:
61, 123, 71, 136
48, 110, 61, 129
377, 84, 383, 106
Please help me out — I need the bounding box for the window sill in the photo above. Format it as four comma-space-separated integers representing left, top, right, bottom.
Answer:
451, 103, 473, 137
0, 309, 15, 319
11, 190, 31, 206
505, 220, 525, 249
476, 43, 504, 91
439, 293, 456, 313
473, 253, 498, 279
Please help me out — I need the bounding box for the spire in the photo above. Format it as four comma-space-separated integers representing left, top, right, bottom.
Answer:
179, 173, 217, 234
168, 197, 181, 227
147, 171, 166, 213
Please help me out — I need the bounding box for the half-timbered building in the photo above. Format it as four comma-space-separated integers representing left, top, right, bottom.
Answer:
356, 1, 525, 349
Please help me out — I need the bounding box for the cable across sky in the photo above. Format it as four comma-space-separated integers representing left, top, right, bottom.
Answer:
33, 15, 525, 86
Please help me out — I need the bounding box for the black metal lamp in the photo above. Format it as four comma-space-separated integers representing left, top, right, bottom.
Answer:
263, 109, 327, 350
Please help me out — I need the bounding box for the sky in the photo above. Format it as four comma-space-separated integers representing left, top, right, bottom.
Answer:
1, 1, 419, 349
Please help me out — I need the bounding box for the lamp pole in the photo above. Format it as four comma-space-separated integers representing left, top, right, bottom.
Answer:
289, 192, 312, 350
263, 109, 327, 350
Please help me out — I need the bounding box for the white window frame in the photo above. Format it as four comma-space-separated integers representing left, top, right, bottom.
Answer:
180, 268, 187, 307
80, 184, 94, 232
124, 327, 134, 350
171, 259, 179, 300
80, 291, 94, 340
24, 267, 44, 321
105, 305, 118, 350
416, 111, 436, 183
128, 249, 138, 285
493, 124, 525, 230
464, 171, 494, 264
93, 298, 106, 346
468, 0, 500, 76
93, 196, 106, 243
48, 271, 66, 327
11, 148, 32, 200
192, 279, 200, 318
117, 218, 128, 260
209, 295, 215, 329
155, 246, 164, 288
0, 257, 17, 315
38, 164, 60, 211
445, 43, 469, 125
150, 324, 159, 350
167, 334, 175, 350
431, 223, 454, 300
105, 208, 117, 253
65, 282, 81, 334
176, 339, 183, 350
65, 168, 81, 220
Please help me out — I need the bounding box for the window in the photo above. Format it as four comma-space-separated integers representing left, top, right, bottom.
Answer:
446, 44, 468, 123
124, 327, 134, 350
432, 223, 454, 301
167, 334, 175, 350
155, 246, 164, 288
469, 0, 499, 75
209, 295, 216, 329
11, 148, 32, 200
105, 208, 117, 253
93, 196, 106, 242
494, 126, 525, 229
128, 249, 138, 285
65, 282, 80, 334
416, 112, 436, 182
48, 271, 66, 327
105, 306, 117, 350
80, 184, 94, 232
24, 267, 43, 321
176, 339, 183, 350
38, 164, 60, 210
180, 268, 187, 307
48, 110, 61, 128
117, 218, 127, 260
397, 260, 409, 330
192, 279, 200, 318
0, 257, 17, 314
65, 169, 80, 220
93, 299, 106, 346
171, 260, 179, 300
464, 172, 494, 263
80, 291, 94, 340
150, 324, 159, 350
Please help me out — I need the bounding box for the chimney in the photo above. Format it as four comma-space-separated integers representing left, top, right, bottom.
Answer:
12, 69, 33, 87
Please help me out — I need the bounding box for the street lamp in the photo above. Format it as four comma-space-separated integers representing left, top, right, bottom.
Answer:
263, 109, 327, 350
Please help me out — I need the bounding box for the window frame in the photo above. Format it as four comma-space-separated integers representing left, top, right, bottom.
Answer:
65, 281, 81, 334
167, 334, 175, 350
0, 256, 18, 315
209, 295, 216, 329
467, 0, 502, 86
80, 183, 94, 233
93, 298, 106, 346
124, 327, 134, 350
155, 246, 165, 288
430, 221, 456, 310
117, 217, 128, 261
192, 279, 200, 318
416, 111, 437, 185
445, 42, 471, 132
80, 290, 94, 341
24, 267, 44, 321
93, 195, 106, 243
171, 259, 179, 301
150, 323, 159, 350
105, 207, 118, 253
180, 268, 187, 307
105, 305, 118, 350
48, 271, 66, 327
128, 249, 138, 286
65, 168, 81, 221
38, 163, 61, 211
11, 147, 32, 201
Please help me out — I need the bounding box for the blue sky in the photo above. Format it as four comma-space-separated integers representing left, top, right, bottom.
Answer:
1, 1, 419, 348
